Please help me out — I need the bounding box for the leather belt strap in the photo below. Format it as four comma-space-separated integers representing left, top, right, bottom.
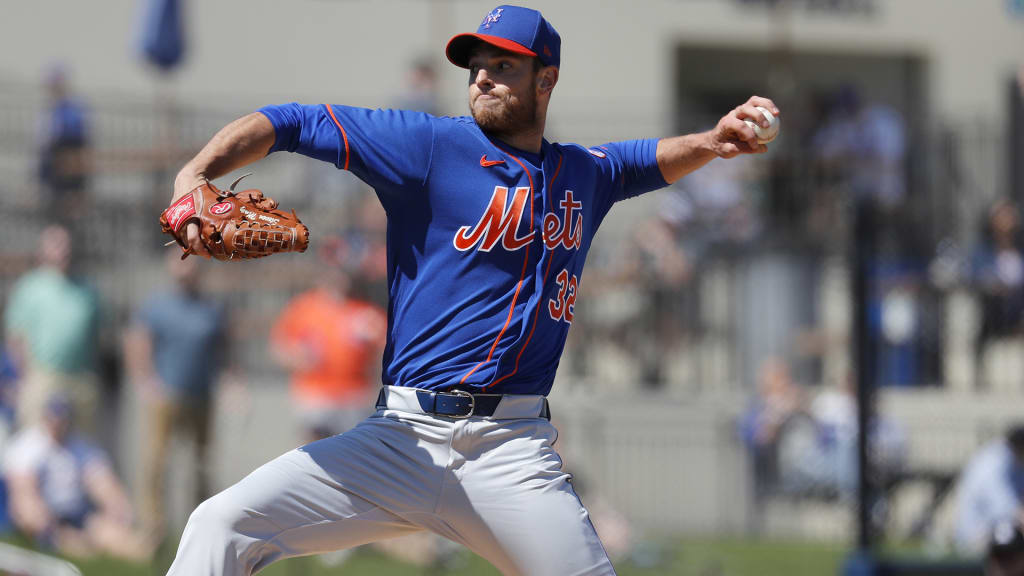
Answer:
375, 386, 550, 420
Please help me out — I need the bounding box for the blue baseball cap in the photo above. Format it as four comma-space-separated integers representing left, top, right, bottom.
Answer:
446, 5, 560, 69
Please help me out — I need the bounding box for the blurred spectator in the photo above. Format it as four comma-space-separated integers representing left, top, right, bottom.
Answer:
738, 357, 816, 496
668, 153, 763, 250
2, 394, 153, 561
36, 64, 92, 223
872, 262, 928, 387
955, 426, 1024, 555
812, 85, 907, 209
740, 363, 907, 501
123, 250, 229, 538
593, 162, 762, 386
270, 235, 387, 443
4, 225, 100, 438
808, 378, 857, 498
985, 520, 1024, 576
0, 345, 18, 441
0, 346, 18, 535
810, 375, 906, 500
810, 85, 910, 265
1011, 65, 1024, 208
395, 59, 440, 115
971, 198, 1024, 382
814, 86, 934, 387
621, 212, 691, 385
350, 192, 391, 308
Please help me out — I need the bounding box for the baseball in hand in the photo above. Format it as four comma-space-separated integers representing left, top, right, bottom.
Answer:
744, 106, 779, 144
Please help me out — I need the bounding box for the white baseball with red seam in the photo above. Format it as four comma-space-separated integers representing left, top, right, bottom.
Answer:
744, 106, 779, 144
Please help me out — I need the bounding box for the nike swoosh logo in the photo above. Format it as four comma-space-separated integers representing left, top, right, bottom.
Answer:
480, 154, 506, 167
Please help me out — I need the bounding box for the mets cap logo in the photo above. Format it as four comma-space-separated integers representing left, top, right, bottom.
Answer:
209, 201, 233, 215
481, 8, 503, 28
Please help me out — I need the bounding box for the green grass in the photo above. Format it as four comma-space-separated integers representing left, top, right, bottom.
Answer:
654, 538, 849, 576
13, 528, 987, 575
25, 536, 853, 576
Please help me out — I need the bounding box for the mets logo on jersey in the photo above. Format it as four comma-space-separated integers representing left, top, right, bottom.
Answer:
454, 186, 583, 253
481, 8, 503, 28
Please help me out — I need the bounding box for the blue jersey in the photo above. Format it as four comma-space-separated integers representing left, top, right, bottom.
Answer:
259, 103, 667, 396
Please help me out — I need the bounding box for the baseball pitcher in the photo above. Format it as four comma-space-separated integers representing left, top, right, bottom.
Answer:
164, 5, 779, 575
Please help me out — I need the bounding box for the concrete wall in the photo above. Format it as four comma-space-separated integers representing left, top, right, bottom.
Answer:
1, 0, 1020, 140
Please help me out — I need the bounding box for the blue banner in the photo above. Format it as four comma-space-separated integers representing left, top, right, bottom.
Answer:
139, 0, 184, 71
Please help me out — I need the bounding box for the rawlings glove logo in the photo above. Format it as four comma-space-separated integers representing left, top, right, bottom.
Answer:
210, 201, 233, 215
165, 195, 197, 232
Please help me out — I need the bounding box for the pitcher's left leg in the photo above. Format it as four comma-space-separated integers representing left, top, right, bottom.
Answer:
444, 419, 615, 576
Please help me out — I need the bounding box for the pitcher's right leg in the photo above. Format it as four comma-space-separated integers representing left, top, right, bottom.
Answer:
166, 424, 430, 576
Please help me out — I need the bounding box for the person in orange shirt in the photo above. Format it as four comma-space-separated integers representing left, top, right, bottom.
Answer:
271, 237, 386, 444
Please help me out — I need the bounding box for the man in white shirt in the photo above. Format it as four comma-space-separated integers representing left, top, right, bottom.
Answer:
3, 394, 152, 560
956, 427, 1024, 555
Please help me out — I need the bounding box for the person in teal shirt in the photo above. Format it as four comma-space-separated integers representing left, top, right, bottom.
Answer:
4, 225, 99, 437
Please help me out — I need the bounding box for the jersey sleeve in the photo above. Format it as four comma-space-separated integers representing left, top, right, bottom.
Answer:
591, 138, 669, 205
258, 103, 434, 203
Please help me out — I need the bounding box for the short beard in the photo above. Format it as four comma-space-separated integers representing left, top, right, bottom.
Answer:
471, 85, 538, 137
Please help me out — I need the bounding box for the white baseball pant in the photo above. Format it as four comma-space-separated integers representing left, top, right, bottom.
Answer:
166, 386, 615, 575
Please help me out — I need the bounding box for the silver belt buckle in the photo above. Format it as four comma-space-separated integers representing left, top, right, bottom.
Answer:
449, 389, 475, 419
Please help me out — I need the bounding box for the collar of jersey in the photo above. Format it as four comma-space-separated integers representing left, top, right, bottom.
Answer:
483, 134, 551, 170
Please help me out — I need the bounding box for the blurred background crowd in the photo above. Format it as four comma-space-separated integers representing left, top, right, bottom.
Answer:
0, 0, 1022, 574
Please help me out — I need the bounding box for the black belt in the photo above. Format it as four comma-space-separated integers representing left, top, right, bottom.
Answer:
376, 388, 550, 420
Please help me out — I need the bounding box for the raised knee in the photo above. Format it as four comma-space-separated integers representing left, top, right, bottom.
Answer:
186, 493, 244, 537
171, 492, 273, 575
188, 489, 279, 544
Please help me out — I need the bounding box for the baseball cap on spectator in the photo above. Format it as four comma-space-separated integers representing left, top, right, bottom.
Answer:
446, 5, 560, 69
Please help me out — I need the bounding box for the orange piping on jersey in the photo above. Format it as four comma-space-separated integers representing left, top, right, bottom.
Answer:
487, 153, 563, 390
325, 104, 351, 171
458, 150, 537, 387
